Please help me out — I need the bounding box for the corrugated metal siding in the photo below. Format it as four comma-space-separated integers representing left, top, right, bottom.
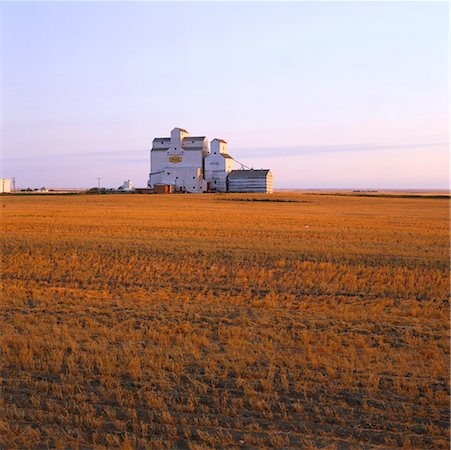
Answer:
228, 170, 273, 193
228, 176, 272, 193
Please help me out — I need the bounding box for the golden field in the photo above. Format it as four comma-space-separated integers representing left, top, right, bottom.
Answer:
0, 192, 449, 449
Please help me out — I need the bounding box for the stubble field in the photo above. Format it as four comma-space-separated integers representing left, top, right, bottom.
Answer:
1, 192, 449, 449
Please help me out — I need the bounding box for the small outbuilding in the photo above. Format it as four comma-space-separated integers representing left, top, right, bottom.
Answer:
154, 184, 173, 194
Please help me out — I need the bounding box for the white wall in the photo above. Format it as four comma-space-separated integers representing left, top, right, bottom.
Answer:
0, 179, 11, 193
170, 128, 189, 146
204, 139, 232, 192
152, 138, 170, 149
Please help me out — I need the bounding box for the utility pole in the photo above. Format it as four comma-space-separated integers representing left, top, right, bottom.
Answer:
97, 177, 101, 195
12, 177, 16, 193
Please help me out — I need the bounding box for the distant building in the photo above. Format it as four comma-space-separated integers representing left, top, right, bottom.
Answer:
1, 179, 11, 193
228, 170, 273, 193
118, 180, 133, 191
147, 128, 272, 193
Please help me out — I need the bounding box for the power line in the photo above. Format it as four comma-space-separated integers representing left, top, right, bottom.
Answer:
230, 156, 252, 170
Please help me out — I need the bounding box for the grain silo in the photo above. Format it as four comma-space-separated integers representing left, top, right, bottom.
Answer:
147, 128, 273, 194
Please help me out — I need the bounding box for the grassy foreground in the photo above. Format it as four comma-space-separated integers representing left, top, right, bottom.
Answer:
1, 193, 449, 449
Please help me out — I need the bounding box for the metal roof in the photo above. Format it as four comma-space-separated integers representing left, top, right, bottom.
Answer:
212, 138, 228, 144
173, 127, 189, 133
153, 137, 170, 142
222, 153, 233, 159
182, 136, 206, 142
152, 147, 204, 151
228, 169, 271, 179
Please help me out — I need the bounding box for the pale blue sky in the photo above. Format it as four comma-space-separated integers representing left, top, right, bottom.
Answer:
2, 1, 449, 189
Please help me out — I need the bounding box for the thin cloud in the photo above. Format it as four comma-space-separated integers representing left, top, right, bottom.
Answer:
4, 141, 448, 163
234, 142, 448, 158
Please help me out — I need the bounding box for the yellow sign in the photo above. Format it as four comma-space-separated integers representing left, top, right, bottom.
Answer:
169, 155, 182, 164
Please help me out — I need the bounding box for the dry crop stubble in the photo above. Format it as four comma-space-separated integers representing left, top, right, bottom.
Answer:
0, 192, 449, 448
